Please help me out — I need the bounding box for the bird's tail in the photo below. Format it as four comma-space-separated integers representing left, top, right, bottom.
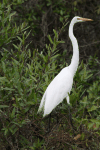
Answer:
37, 92, 46, 114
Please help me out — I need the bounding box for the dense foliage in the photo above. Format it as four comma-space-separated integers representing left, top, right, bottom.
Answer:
0, 0, 100, 149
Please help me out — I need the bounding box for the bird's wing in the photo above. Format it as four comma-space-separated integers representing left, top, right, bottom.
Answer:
43, 67, 73, 116
37, 90, 46, 113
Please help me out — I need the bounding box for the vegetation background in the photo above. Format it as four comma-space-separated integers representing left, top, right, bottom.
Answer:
0, 0, 100, 149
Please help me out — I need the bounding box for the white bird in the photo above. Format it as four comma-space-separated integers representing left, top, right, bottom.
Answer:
38, 16, 93, 117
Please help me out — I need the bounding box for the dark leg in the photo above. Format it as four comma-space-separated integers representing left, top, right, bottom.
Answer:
56, 113, 59, 124
48, 113, 51, 132
68, 105, 75, 135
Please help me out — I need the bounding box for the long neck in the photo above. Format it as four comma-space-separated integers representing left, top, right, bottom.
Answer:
69, 21, 79, 77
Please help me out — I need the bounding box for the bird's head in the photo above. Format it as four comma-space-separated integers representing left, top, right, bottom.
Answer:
72, 16, 93, 24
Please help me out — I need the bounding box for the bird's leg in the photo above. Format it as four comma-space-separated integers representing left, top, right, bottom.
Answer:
68, 104, 75, 135
66, 95, 75, 134
48, 113, 51, 132
56, 113, 59, 124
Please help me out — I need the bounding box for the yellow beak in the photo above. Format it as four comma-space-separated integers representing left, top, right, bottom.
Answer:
78, 18, 93, 21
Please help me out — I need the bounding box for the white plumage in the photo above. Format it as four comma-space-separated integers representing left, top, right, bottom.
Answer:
38, 16, 93, 117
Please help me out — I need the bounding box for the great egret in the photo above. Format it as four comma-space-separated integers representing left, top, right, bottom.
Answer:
38, 16, 93, 118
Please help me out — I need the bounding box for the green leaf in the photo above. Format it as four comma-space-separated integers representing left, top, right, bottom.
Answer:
1, 87, 14, 91
13, 44, 19, 50
30, 75, 37, 82
0, 105, 9, 108
2, 61, 6, 73
12, 127, 18, 135
90, 119, 100, 129
88, 105, 98, 112
53, 29, 58, 39
87, 122, 94, 129
17, 36, 22, 43
11, 107, 15, 118
48, 35, 53, 44
0, 77, 8, 83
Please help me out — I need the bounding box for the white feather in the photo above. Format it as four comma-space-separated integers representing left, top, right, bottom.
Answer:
38, 16, 92, 117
